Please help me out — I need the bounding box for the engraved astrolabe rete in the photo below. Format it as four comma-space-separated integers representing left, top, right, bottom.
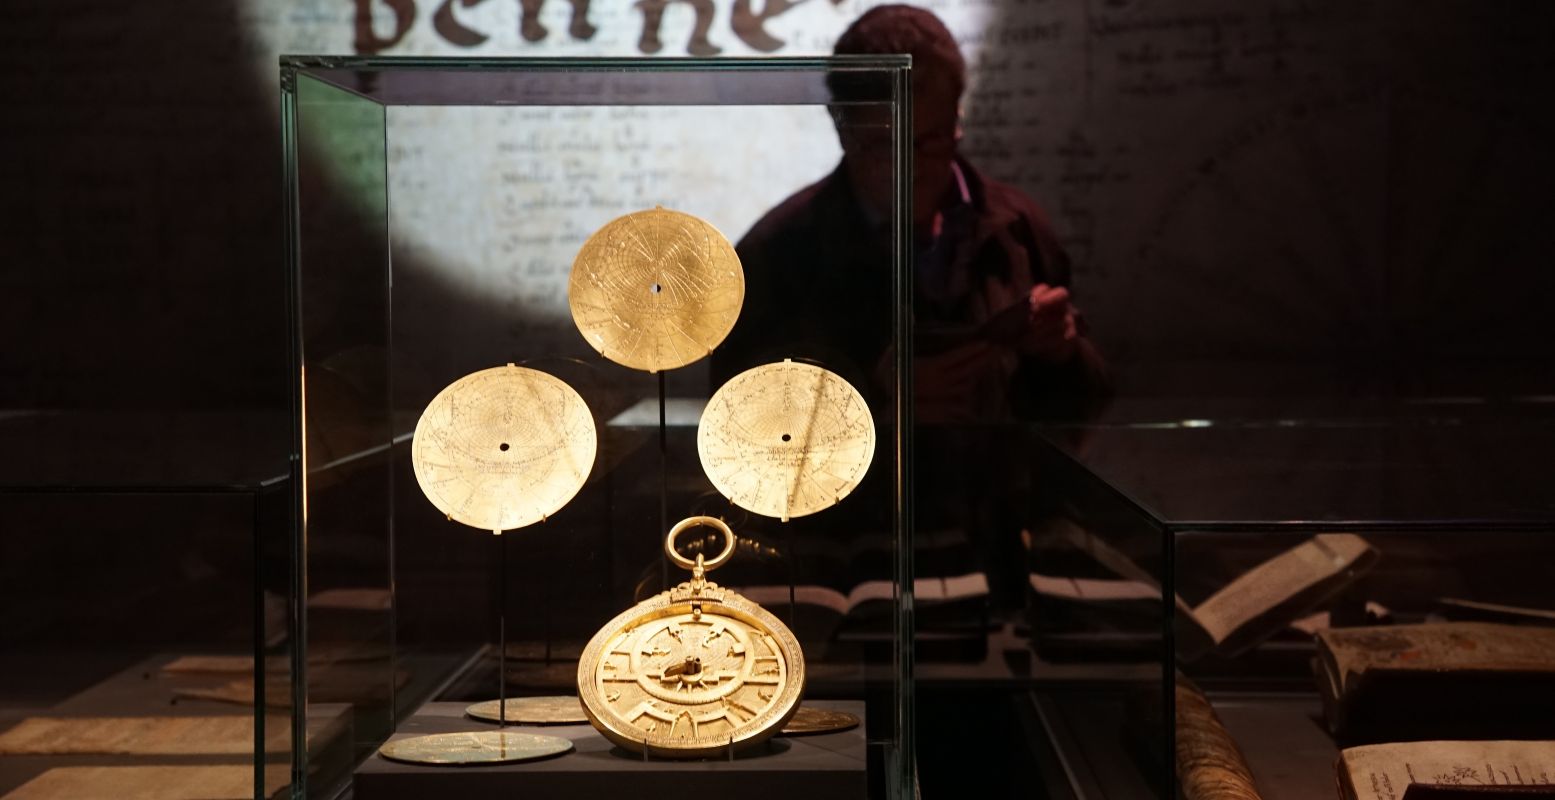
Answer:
568, 206, 744, 373
698, 359, 876, 521
411, 363, 597, 533
577, 516, 804, 757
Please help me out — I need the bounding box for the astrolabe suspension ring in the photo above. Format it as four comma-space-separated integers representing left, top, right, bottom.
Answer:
665, 515, 736, 576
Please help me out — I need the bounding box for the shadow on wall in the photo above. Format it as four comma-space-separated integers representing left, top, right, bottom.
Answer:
0, 0, 574, 414
2, 1, 288, 410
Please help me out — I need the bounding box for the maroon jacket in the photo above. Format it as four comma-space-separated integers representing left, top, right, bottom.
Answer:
713, 158, 1109, 422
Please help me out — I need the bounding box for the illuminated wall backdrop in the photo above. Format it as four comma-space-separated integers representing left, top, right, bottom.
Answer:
2, 0, 1551, 409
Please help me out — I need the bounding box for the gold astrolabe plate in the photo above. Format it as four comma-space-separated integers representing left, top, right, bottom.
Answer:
411, 364, 597, 532
377, 730, 573, 765
780, 706, 861, 736
465, 696, 589, 725
698, 360, 876, 521
577, 517, 804, 758
569, 207, 745, 373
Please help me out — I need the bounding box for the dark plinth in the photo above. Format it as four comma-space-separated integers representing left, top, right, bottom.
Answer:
354, 700, 868, 800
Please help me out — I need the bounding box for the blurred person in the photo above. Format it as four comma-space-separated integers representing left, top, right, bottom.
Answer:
710, 12, 1113, 796
713, 4, 1109, 422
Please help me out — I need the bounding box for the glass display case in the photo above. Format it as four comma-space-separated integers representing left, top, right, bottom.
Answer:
280, 56, 913, 800
1024, 396, 1555, 799
0, 412, 289, 800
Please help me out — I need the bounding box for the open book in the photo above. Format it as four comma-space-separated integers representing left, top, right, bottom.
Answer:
736, 572, 989, 648
1177, 532, 1377, 658
1339, 740, 1555, 800
1315, 623, 1555, 741
1029, 520, 1377, 661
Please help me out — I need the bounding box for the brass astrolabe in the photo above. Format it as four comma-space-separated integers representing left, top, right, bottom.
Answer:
698, 360, 876, 521
411, 363, 597, 532
781, 706, 861, 736
394, 364, 595, 765
568, 207, 744, 373
577, 516, 804, 757
378, 731, 573, 765
465, 696, 588, 725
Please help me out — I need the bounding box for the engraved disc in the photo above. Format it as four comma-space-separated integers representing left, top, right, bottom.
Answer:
412, 365, 597, 532
569, 207, 744, 373
698, 360, 875, 520
576, 584, 804, 757
377, 731, 573, 765
465, 696, 588, 725
780, 706, 860, 736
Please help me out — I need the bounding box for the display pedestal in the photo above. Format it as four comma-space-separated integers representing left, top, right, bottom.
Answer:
354, 700, 867, 800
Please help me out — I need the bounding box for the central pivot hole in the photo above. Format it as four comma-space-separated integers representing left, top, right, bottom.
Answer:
781, 433, 792, 442
498, 443, 510, 452
683, 656, 701, 676
650, 283, 662, 294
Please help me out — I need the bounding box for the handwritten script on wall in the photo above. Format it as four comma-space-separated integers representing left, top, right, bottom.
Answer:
6, 0, 1546, 411
187, 0, 1555, 398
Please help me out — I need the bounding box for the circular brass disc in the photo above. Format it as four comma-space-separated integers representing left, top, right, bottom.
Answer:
465, 696, 588, 725
698, 360, 876, 520
412, 365, 597, 532
377, 731, 573, 765
780, 706, 860, 736
569, 207, 744, 373
577, 584, 804, 757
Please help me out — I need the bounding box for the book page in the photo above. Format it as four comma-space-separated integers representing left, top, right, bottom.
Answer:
1291, 610, 1332, 636
844, 580, 897, 611
162, 644, 391, 675
939, 572, 991, 601
1030, 573, 1159, 601
310, 587, 391, 611
1049, 518, 1164, 589
1192, 533, 1375, 646
1341, 741, 1555, 800
162, 655, 277, 675
5, 765, 289, 800
1439, 598, 1555, 624
1046, 517, 1193, 614
732, 585, 849, 617
0, 716, 285, 756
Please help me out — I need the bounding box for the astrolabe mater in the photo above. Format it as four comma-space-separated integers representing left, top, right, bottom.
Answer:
411, 364, 597, 533
781, 705, 860, 736
378, 730, 572, 766
568, 206, 744, 373
577, 516, 803, 757
465, 696, 588, 725
698, 359, 875, 521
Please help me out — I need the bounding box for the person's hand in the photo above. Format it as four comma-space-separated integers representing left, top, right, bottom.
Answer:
1019, 283, 1078, 364
913, 340, 995, 424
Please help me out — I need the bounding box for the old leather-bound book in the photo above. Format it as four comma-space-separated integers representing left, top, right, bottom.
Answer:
1315, 623, 1555, 742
